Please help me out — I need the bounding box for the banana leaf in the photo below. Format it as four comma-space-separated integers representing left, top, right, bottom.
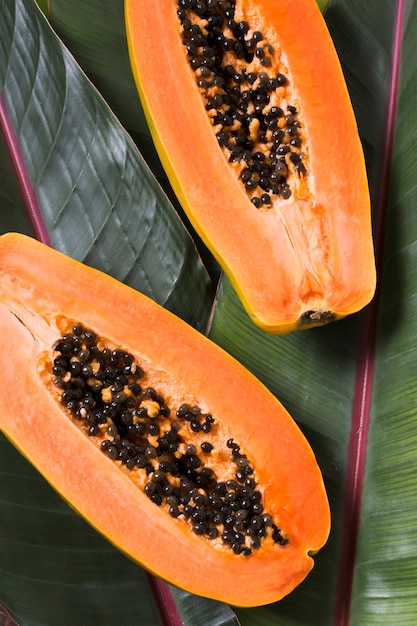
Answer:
0, 0, 213, 332
44, 0, 222, 282
1, 0, 417, 625
47, 0, 161, 177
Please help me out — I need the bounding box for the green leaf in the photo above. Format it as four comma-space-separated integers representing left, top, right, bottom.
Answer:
46, 0, 222, 282
0, 433, 165, 626
34, 0, 48, 14
168, 586, 241, 626
48, 0, 159, 169
350, 2, 417, 622
0, 0, 213, 332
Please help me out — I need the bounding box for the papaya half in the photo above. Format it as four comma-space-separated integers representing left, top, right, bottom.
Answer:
0, 233, 329, 607
125, 0, 376, 334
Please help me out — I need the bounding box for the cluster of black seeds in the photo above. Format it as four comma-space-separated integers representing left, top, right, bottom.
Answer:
177, 0, 307, 207
52, 322, 288, 556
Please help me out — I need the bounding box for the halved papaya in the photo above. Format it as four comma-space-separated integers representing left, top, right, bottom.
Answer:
0, 233, 329, 607
125, 0, 376, 333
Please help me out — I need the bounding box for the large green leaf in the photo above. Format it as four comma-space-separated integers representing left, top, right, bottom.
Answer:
1, 0, 416, 625
0, 433, 166, 626
350, 2, 417, 622
0, 0, 213, 331
45, 0, 222, 282
0, 0, 214, 624
47, 0, 161, 176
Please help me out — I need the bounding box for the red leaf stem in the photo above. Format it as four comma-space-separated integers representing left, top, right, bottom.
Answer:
0, 93, 50, 245
333, 1, 405, 623
146, 575, 184, 626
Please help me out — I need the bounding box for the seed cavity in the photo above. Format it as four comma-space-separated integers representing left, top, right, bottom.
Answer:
177, 0, 308, 208
49, 321, 288, 556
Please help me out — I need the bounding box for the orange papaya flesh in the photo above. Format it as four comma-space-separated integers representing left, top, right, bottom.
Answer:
0, 233, 330, 607
125, 0, 376, 333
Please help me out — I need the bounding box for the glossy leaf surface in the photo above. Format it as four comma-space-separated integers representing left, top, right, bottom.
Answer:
0, 0, 212, 624
0, 0, 213, 332
47, 0, 156, 162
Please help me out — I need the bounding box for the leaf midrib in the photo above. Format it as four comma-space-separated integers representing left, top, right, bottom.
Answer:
0, 94, 49, 243
332, 1, 405, 623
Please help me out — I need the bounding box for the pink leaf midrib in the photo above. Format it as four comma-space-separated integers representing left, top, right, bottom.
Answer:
147, 576, 184, 626
0, 93, 50, 245
333, 1, 405, 623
